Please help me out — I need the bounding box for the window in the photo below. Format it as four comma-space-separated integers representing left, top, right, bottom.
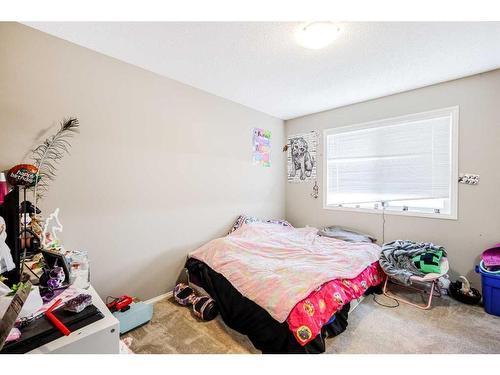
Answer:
323, 107, 458, 219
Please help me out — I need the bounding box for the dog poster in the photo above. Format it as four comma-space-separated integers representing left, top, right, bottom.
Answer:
252, 128, 271, 167
287, 131, 318, 183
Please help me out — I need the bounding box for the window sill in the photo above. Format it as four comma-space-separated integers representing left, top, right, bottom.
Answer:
322, 204, 458, 220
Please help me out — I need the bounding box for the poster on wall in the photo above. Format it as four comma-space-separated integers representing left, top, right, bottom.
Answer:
252, 128, 271, 167
287, 131, 318, 183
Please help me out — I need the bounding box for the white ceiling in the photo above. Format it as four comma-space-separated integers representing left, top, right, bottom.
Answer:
25, 22, 500, 120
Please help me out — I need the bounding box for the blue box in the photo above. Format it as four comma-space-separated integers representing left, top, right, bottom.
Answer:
112, 301, 153, 334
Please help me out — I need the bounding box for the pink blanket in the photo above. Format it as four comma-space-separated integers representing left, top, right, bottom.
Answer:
189, 222, 381, 322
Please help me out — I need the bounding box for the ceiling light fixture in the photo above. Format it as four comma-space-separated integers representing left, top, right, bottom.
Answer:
295, 22, 341, 50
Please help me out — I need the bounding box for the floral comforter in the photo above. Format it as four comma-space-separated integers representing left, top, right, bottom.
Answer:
288, 261, 384, 345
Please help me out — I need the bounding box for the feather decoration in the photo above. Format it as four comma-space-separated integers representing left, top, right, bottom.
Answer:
31, 117, 80, 203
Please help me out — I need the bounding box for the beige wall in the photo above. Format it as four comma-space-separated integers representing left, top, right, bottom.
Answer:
2, 22, 497, 298
286, 69, 500, 286
0, 23, 285, 300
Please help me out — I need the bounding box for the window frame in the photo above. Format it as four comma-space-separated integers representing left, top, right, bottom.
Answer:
322, 106, 459, 220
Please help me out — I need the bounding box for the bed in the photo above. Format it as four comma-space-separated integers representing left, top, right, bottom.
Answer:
185, 217, 384, 353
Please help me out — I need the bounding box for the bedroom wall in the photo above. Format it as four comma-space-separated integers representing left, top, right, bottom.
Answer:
0, 22, 285, 300
285, 69, 500, 286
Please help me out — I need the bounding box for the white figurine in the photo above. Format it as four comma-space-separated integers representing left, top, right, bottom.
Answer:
41, 208, 64, 250
0, 216, 15, 273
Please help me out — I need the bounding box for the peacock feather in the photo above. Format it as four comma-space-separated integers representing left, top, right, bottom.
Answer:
31, 117, 80, 204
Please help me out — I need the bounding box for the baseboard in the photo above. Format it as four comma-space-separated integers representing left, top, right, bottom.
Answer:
349, 295, 365, 313
144, 291, 173, 305
144, 290, 366, 310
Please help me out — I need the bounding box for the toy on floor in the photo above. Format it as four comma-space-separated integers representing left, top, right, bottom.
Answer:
107, 295, 153, 334
449, 276, 481, 305
174, 283, 218, 321
107, 295, 133, 312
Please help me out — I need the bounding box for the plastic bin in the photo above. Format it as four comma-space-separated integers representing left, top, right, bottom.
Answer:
476, 264, 500, 317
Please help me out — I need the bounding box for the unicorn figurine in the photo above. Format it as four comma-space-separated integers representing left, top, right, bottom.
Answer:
41, 208, 64, 251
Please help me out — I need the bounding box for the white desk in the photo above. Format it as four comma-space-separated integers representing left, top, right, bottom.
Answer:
28, 285, 120, 354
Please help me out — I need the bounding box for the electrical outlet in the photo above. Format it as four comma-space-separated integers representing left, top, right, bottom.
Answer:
458, 174, 480, 185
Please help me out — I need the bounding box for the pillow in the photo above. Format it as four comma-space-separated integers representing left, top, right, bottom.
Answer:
228, 215, 293, 234
317, 225, 376, 243
413, 249, 445, 274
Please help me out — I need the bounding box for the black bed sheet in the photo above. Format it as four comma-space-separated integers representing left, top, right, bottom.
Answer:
186, 258, 351, 354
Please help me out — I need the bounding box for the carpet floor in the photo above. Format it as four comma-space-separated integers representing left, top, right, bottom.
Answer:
124, 291, 500, 354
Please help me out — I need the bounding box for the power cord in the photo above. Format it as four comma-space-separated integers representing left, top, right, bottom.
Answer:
373, 293, 399, 308
381, 201, 386, 244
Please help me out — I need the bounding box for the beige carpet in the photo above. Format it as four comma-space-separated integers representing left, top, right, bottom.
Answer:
124, 292, 500, 354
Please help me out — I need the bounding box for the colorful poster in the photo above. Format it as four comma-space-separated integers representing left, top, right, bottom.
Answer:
252, 128, 271, 167
287, 131, 318, 183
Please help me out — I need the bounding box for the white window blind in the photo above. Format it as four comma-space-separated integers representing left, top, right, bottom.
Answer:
325, 107, 458, 218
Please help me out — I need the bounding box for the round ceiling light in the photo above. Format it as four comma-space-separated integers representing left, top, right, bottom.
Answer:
295, 22, 341, 50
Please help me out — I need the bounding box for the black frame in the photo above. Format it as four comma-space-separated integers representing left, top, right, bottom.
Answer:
41, 248, 71, 284
0, 186, 20, 285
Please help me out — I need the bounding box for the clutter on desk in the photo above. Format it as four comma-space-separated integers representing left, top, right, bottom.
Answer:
45, 298, 71, 336
6, 328, 20, 343
1, 293, 104, 353
0, 279, 9, 296
0, 279, 12, 318
0, 281, 31, 349
0, 117, 80, 279
66, 250, 90, 289
64, 293, 92, 313
0, 117, 85, 350
0, 202, 93, 346
1, 199, 89, 340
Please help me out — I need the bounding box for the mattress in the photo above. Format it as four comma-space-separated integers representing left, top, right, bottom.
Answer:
185, 222, 384, 353
186, 258, 352, 354
189, 222, 382, 323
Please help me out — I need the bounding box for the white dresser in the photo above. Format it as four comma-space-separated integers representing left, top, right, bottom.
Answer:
28, 285, 120, 354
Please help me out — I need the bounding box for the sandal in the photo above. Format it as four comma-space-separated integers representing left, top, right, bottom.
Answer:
173, 283, 197, 306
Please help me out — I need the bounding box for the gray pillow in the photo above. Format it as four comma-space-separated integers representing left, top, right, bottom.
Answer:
318, 225, 376, 243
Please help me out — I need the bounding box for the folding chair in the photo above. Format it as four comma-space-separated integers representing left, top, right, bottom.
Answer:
383, 257, 449, 310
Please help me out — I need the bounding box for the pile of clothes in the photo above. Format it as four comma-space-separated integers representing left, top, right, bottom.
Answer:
379, 240, 446, 285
